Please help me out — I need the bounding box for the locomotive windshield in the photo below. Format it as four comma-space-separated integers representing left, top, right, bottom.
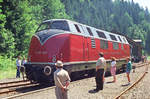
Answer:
37, 20, 70, 32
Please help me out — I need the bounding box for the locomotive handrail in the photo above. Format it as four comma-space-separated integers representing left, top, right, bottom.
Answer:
26, 58, 126, 65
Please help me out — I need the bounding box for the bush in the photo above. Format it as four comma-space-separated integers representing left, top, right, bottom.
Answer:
0, 56, 16, 79
0, 56, 15, 70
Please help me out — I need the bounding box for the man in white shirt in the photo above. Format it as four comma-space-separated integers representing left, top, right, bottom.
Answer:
54, 60, 71, 99
94, 52, 106, 92
16, 56, 21, 78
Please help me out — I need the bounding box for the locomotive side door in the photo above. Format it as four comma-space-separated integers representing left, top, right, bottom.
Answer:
80, 25, 89, 61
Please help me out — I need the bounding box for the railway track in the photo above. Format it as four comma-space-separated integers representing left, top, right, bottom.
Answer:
0, 80, 29, 88
1, 62, 149, 99
0, 80, 38, 95
114, 62, 150, 99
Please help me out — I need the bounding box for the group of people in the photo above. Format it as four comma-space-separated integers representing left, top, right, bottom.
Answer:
53, 52, 132, 99
94, 53, 132, 92
16, 56, 27, 80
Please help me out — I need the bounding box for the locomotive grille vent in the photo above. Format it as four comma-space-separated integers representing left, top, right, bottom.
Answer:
91, 38, 96, 48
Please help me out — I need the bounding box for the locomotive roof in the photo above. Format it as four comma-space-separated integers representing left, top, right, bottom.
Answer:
41, 19, 129, 44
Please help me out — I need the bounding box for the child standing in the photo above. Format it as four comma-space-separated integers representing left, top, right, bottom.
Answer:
110, 57, 117, 82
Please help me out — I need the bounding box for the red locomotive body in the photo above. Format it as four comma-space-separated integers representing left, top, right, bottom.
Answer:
25, 19, 130, 83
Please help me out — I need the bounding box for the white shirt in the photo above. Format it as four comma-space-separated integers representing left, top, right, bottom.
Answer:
96, 57, 106, 68
111, 61, 116, 67
96, 57, 107, 72
16, 59, 21, 67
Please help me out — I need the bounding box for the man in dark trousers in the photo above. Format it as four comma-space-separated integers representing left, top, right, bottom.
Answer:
94, 52, 107, 92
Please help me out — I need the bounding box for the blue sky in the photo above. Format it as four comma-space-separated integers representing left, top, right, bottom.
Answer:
132, 0, 150, 11
113, 0, 150, 11
124, 0, 150, 11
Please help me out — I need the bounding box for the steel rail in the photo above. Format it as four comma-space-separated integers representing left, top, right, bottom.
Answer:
0, 80, 29, 85
3, 74, 92, 99
0, 83, 39, 95
0, 82, 31, 89
114, 62, 149, 99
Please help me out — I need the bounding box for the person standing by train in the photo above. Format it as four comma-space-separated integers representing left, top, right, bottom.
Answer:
110, 57, 117, 82
20, 56, 27, 80
126, 57, 132, 84
94, 52, 107, 92
16, 56, 21, 78
54, 60, 71, 99
22, 56, 27, 65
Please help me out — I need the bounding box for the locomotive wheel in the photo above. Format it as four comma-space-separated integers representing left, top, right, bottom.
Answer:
43, 66, 52, 76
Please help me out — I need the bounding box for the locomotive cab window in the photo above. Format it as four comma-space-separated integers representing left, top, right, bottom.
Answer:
74, 24, 81, 33
109, 34, 117, 41
96, 31, 106, 39
37, 20, 70, 32
37, 22, 50, 32
100, 40, 108, 49
86, 27, 93, 36
113, 42, 119, 50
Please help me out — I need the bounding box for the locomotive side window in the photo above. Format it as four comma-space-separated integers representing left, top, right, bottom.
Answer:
123, 38, 126, 43
121, 43, 124, 49
37, 21, 70, 32
113, 42, 119, 50
118, 36, 122, 42
86, 27, 93, 36
109, 34, 117, 41
96, 31, 106, 39
100, 40, 108, 49
74, 24, 81, 33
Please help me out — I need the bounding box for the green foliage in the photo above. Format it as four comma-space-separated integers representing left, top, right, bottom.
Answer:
30, 0, 70, 22
0, 56, 16, 79
2, 0, 38, 56
148, 56, 150, 60
0, 69, 16, 80
0, 0, 15, 57
0, 56, 16, 70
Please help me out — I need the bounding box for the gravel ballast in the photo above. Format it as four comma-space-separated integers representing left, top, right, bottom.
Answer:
4, 63, 150, 99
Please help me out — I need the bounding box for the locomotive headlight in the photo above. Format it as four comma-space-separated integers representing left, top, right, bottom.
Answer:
44, 66, 52, 76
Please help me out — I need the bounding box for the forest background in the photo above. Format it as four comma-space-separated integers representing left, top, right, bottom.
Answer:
0, 0, 150, 79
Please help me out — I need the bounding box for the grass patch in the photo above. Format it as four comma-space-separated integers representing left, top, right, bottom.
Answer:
148, 56, 150, 61
0, 56, 16, 80
0, 69, 16, 80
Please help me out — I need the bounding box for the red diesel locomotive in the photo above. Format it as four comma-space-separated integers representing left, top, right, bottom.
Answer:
24, 19, 130, 83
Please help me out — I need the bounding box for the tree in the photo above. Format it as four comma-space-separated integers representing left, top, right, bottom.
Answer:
2, 0, 37, 56
0, 0, 15, 57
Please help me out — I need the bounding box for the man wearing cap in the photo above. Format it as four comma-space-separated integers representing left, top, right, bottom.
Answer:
94, 52, 107, 92
54, 60, 71, 99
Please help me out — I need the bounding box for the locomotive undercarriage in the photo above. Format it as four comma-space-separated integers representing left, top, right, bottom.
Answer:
24, 64, 56, 84
24, 59, 126, 84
